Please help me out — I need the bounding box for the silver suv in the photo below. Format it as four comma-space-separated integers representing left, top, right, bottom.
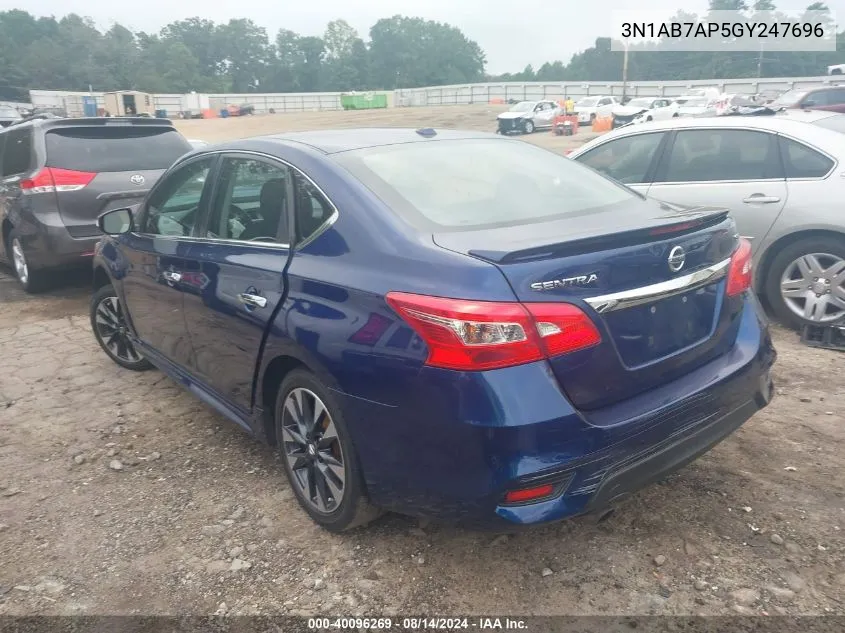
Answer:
568, 109, 845, 328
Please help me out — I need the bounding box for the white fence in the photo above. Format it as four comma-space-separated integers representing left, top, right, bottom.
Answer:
28, 75, 845, 116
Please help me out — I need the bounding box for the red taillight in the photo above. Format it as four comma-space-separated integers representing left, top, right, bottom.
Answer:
504, 484, 555, 504
726, 238, 753, 297
385, 292, 601, 371
21, 167, 95, 194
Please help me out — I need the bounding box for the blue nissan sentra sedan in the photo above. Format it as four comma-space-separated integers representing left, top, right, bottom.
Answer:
90, 128, 776, 532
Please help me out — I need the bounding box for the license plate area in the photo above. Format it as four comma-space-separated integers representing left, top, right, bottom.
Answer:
603, 283, 721, 368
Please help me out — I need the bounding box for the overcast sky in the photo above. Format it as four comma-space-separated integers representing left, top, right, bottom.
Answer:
18, 0, 842, 74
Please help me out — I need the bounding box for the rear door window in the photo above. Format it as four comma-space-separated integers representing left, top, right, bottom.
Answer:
45, 127, 191, 173
1, 127, 33, 177
659, 129, 780, 183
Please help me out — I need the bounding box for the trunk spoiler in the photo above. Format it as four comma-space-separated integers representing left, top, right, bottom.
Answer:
471, 208, 731, 264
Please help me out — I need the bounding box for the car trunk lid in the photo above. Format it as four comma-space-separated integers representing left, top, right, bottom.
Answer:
433, 199, 743, 410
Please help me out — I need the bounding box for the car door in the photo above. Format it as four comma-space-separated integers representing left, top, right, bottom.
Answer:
572, 130, 669, 193
596, 97, 615, 118
536, 102, 556, 127
646, 128, 787, 249
652, 99, 673, 120
811, 88, 845, 113
179, 153, 295, 414
119, 155, 217, 366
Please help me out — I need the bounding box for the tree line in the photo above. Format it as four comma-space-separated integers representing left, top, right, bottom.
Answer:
0, 0, 843, 102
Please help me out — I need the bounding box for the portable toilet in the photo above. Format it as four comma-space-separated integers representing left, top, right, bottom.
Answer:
82, 96, 97, 117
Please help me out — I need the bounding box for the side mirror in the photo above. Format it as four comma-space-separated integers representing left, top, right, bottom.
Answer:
98, 207, 133, 235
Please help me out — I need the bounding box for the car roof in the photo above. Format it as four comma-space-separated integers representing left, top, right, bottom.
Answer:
0, 116, 176, 134
210, 128, 502, 155
571, 110, 845, 156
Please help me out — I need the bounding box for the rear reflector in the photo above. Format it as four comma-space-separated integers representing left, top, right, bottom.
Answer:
385, 292, 601, 371
504, 484, 555, 504
726, 238, 753, 296
21, 167, 96, 194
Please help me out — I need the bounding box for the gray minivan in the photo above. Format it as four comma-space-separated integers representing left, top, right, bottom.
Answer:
0, 116, 192, 291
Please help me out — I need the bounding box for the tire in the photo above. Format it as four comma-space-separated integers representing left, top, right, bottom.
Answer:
90, 284, 153, 371
764, 235, 845, 329
672, 113, 679, 118
832, 68, 842, 75
6, 228, 48, 293
522, 119, 535, 134
275, 368, 380, 532
646, 115, 653, 122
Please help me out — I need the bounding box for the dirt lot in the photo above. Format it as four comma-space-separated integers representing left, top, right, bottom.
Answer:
1, 106, 843, 618
172, 103, 601, 151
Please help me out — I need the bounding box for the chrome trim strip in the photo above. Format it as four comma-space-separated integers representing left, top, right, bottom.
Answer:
584, 257, 731, 314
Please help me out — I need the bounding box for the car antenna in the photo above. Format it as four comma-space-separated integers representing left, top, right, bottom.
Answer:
415, 128, 437, 138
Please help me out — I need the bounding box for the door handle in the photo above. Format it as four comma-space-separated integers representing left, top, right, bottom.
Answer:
742, 195, 781, 204
238, 293, 267, 308
162, 271, 181, 282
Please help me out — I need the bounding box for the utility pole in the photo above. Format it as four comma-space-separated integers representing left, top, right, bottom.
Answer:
622, 39, 630, 102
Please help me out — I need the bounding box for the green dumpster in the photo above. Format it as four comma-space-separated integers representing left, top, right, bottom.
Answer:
341, 93, 388, 110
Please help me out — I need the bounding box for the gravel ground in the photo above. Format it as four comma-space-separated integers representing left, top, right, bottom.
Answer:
0, 107, 843, 617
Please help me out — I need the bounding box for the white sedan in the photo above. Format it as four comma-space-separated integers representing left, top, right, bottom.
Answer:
611, 97, 679, 127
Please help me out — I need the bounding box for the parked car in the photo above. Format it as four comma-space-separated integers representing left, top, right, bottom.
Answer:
0, 116, 193, 291
568, 112, 845, 328
768, 85, 845, 113
611, 97, 678, 127
674, 96, 719, 118
0, 105, 22, 127
496, 100, 561, 134
573, 95, 619, 124
827, 63, 845, 75
90, 128, 776, 532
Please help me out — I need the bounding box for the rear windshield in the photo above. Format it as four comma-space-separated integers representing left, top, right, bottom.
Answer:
771, 90, 807, 106
333, 139, 636, 232
810, 113, 845, 134
45, 127, 192, 172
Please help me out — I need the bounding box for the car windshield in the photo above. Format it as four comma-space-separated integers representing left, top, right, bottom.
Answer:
810, 113, 845, 134
334, 139, 636, 232
576, 97, 599, 107
771, 90, 807, 106
509, 102, 535, 112
627, 98, 653, 108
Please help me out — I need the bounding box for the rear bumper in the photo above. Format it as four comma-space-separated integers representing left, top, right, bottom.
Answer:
17, 221, 99, 270
339, 292, 776, 530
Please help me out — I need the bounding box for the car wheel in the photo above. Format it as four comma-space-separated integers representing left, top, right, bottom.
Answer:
672, 113, 679, 118
7, 229, 47, 293
90, 284, 153, 371
522, 119, 535, 134
275, 369, 381, 532
764, 236, 845, 328
646, 115, 653, 121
